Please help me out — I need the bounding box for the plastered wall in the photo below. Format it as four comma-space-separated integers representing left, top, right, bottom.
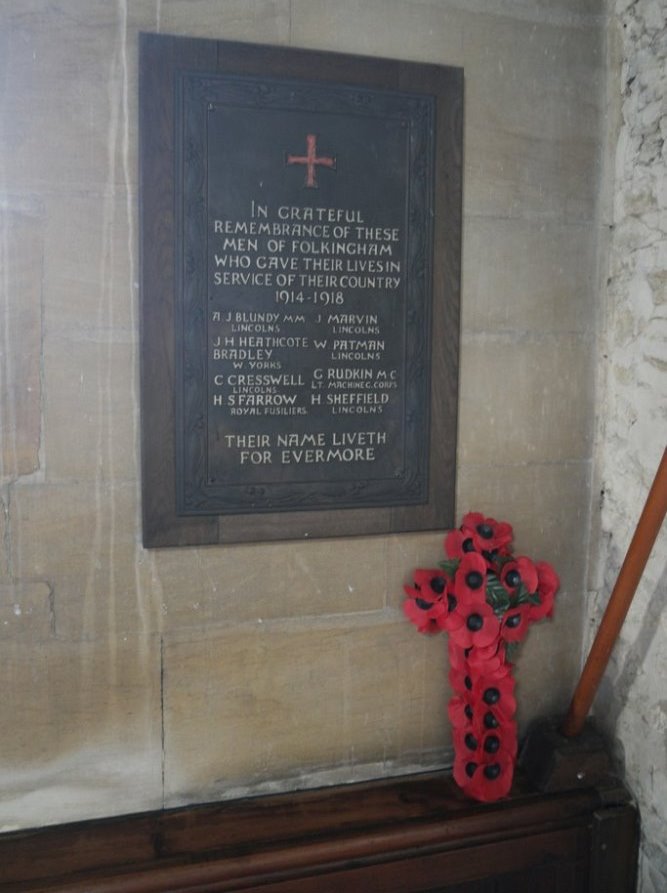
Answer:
590, 2, 667, 891
0, 0, 604, 829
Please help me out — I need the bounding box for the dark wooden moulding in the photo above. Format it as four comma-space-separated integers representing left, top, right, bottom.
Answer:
0, 771, 637, 892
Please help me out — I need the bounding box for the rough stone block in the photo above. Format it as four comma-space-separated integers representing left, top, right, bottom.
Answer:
9, 482, 156, 641
158, 0, 290, 43
0, 208, 43, 484
462, 218, 596, 335
463, 12, 603, 145
0, 634, 162, 830
0, 495, 8, 583
386, 530, 448, 609
43, 193, 136, 338
456, 460, 591, 598
163, 618, 449, 805
0, 582, 54, 642
43, 335, 137, 483
458, 333, 595, 464
290, 0, 464, 65
0, 1, 154, 195
465, 124, 599, 222
513, 598, 583, 729
155, 534, 388, 630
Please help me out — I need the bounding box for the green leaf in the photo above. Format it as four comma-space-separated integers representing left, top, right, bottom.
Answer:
438, 558, 460, 578
485, 573, 510, 615
515, 583, 531, 605
528, 593, 542, 606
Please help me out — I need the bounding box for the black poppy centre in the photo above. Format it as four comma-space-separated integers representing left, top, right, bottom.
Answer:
466, 612, 484, 631
506, 570, 521, 588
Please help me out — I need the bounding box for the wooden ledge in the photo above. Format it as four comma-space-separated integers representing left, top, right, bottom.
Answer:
0, 771, 636, 892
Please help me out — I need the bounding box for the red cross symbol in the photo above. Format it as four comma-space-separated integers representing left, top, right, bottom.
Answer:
286, 134, 336, 188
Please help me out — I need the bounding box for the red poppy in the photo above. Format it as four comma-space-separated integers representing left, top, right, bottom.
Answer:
450, 647, 511, 699
459, 744, 515, 802
460, 512, 513, 553
479, 722, 518, 759
447, 641, 469, 672
444, 529, 477, 560
448, 664, 476, 698
453, 553, 488, 604
530, 561, 560, 620
454, 721, 518, 762
438, 559, 487, 636
452, 743, 480, 790
450, 677, 518, 744
471, 666, 516, 721
402, 598, 443, 634
405, 568, 449, 603
402, 568, 450, 633
448, 692, 475, 729
453, 723, 482, 762
470, 700, 512, 740
500, 602, 532, 642
500, 556, 538, 597
449, 600, 501, 650
466, 639, 506, 674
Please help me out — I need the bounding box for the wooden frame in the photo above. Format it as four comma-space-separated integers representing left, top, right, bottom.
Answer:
139, 34, 462, 547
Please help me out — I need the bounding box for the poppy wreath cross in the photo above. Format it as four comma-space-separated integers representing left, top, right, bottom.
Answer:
403, 512, 560, 802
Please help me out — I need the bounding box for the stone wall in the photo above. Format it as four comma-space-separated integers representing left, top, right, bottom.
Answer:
0, 0, 603, 829
590, 2, 667, 891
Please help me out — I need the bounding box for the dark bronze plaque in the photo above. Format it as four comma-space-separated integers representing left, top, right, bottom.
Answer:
140, 34, 462, 546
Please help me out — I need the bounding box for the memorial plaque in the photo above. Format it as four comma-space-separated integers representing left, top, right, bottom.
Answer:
140, 34, 462, 547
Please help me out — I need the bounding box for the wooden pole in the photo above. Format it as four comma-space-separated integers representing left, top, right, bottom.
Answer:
561, 446, 667, 739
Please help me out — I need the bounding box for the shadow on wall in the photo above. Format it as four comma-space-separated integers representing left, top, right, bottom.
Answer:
595, 554, 667, 764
